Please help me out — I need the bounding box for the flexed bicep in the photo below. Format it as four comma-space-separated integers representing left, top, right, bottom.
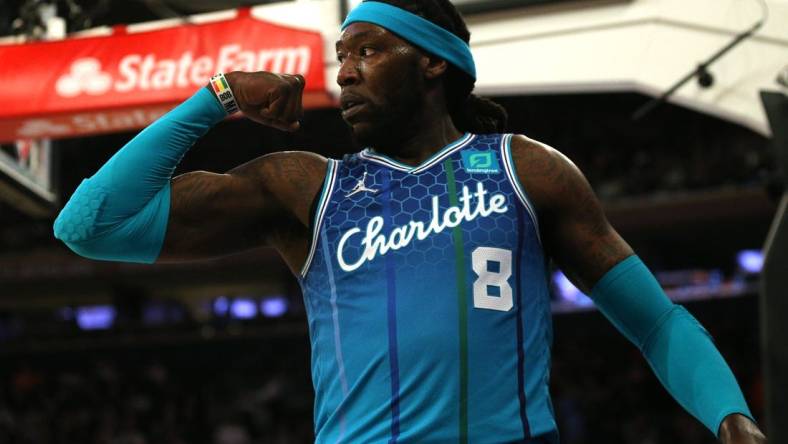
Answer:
55, 72, 314, 266
159, 171, 271, 261
159, 152, 328, 265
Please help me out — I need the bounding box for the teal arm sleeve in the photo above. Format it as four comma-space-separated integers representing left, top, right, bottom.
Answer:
53, 87, 226, 263
590, 255, 754, 437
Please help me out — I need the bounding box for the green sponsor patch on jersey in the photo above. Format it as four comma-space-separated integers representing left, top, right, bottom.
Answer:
461, 150, 500, 174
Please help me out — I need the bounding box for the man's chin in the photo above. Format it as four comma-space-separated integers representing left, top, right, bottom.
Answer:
344, 111, 411, 150
348, 121, 385, 148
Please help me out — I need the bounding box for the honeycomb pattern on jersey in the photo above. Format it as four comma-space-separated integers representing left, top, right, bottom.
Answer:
313, 134, 525, 277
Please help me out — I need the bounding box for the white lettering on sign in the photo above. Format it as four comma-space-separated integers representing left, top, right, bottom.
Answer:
18, 119, 73, 138
216, 44, 311, 74
56, 45, 312, 98
14, 108, 171, 139
72, 109, 168, 132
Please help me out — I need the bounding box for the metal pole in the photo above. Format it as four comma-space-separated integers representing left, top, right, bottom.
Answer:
632, 20, 764, 121
760, 90, 788, 439
761, 194, 788, 440
340, 0, 349, 22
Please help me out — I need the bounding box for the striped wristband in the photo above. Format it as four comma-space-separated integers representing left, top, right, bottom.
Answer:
209, 73, 239, 115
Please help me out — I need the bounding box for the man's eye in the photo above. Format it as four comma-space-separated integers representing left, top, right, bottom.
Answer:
360, 47, 376, 57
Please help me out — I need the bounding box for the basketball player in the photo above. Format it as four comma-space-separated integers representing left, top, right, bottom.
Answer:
54, 1, 767, 442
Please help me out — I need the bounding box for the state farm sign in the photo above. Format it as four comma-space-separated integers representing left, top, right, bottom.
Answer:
56, 45, 312, 97
0, 9, 330, 141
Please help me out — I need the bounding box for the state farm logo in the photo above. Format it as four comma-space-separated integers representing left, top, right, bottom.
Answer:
56, 58, 113, 97
53, 45, 311, 98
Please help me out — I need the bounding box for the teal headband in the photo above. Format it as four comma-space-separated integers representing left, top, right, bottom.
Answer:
341, 1, 477, 80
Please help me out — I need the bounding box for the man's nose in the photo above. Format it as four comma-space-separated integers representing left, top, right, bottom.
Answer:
337, 59, 360, 87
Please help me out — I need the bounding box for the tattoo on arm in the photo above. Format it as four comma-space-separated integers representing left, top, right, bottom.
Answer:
260, 152, 327, 228
161, 170, 269, 261
511, 135, 633, 291
159, 151, 327, 264
170, 172, 234, 224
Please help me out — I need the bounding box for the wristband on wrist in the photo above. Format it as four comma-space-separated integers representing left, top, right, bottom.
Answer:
209, 73, 239, 115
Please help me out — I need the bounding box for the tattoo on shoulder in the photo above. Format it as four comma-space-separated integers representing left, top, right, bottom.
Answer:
274, 153, 325, 193
510, 135, 631, 284
258, 152, 328, 224
510, 136, 585, 215
266, 152, 326, 198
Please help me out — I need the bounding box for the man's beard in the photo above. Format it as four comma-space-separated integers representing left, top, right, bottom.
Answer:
347, 79, 424, 151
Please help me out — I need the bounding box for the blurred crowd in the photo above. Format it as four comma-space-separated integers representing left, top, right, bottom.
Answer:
550, 299, 764, 444
0, 341, 315, 444
578, 138, 773, 200
0, 297, 762, 444
499, 93, 777, 201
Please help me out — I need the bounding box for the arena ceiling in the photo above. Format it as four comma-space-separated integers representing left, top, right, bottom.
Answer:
0, 0, 612, 38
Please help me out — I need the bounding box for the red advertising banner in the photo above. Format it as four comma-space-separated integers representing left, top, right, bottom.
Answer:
0, 9, 332, 142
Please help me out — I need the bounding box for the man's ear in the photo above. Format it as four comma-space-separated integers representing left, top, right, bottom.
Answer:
422, 55, 449, 80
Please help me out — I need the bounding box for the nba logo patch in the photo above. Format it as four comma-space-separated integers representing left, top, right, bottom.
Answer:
461, 150, 501, 174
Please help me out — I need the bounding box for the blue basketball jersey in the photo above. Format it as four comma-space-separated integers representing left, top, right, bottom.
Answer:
298, 133, 558, 443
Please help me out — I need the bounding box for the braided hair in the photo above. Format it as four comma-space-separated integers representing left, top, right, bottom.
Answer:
362, 0, 508, 134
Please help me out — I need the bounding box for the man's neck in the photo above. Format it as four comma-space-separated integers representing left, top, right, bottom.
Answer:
372, 115, 463, 167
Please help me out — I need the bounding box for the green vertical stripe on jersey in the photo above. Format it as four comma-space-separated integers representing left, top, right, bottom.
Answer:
444, 158, 468, 444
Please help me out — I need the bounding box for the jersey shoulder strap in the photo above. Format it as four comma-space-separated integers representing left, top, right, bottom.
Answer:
499, 133, 542, 245
300, 158, 340, 278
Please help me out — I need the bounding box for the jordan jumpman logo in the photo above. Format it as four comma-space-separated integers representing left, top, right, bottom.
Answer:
346, 172, 379, 197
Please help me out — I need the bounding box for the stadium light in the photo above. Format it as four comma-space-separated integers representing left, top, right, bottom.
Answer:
230, 298, 257, 320
76, 305, 116, 330
261, 296, 288, 318
213, 296, 229, 316
737, 250, 764, 274
552, 271, 593, 307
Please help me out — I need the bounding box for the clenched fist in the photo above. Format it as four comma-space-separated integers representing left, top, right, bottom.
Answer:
225, 71, 305, 132
719, 414, 767, 444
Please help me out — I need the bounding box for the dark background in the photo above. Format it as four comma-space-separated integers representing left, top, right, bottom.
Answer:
0, 90, 777, 443
0, 0, 780, 442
